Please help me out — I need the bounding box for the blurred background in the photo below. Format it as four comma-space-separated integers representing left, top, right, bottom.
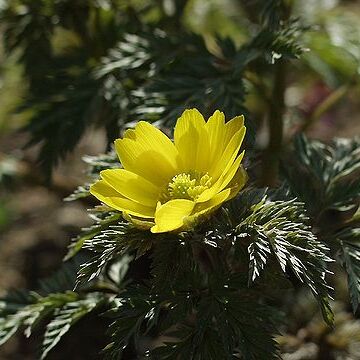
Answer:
0, 0, 360, 358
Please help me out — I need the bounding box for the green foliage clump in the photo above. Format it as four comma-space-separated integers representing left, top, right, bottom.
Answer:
0, 0, 360, 359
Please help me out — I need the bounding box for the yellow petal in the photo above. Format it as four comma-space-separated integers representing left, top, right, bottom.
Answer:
197, 151, 245, 203
100, 169, 160, 207
206, 110, 226, 165
184, 189, 231, 228
218, 151, 245, 192
174, 109, 210, 172
115, 137, 175, 186
208, 114, 245, 178
226, 165, 248, 200
123, 212, 154, 230
115, 121, 178, 185
195, 188, 231, 215
90, 180, 155, 218
209, 126, 246, 181
123, 128, 137, 140
132, 121, 178, 168
151, 199, 195, 233
224, 115, 244, 145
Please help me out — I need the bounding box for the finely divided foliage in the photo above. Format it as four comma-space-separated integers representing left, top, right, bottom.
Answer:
1, 0, 308, 176
0, 182, 336, 358
282, 135, 360, 312
1, 1, 360, 359
0, 259, 110, 359
341, 239, 360, 311
41, 295, 104, 359
282, 135, 360, 217
3, 133, 356, 358
239, 196, 334, 325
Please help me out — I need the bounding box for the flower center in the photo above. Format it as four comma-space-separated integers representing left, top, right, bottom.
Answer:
166, 171, 212, 201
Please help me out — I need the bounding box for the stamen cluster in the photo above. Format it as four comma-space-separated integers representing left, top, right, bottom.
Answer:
168, 172, 212, 201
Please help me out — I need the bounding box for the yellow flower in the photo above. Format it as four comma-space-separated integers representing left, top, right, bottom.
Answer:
90, 109, 247, 233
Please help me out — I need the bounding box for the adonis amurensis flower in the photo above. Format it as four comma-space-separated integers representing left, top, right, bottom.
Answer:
90, 109, 247, 233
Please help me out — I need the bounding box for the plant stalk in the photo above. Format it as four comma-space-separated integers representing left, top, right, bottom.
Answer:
261, 60, 287, 187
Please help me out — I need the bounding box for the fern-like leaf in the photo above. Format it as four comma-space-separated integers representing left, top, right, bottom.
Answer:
238, 195, 334, 325
41, 294, 103, 359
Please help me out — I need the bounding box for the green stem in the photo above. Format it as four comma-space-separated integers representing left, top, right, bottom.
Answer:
261, 60, 287, 187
